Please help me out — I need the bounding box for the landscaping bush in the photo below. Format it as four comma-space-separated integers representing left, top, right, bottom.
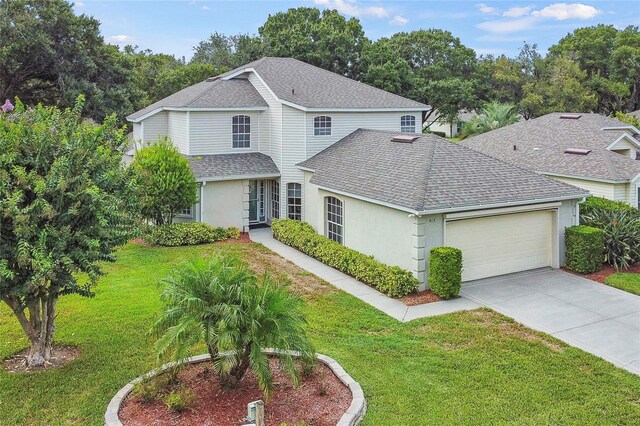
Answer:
147, 222, 240, 246
580, 210, 640, 270
580, 196, 639, 218
271, 219, 419, 297
428, 247, 462, 299
565, 226, 605, 273
164, 388, 195, 413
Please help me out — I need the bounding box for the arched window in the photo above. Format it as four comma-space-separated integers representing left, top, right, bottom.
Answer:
326, 196, 343, 244
314, 116, 332, 136
287, 183, 302, 220
401, 115, 416, 133
232, 115, 250, 148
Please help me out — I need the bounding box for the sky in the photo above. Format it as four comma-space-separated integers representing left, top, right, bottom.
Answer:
73, 0, 640, 60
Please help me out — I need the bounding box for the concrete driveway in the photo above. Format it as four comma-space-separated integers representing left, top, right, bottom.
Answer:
461, 268, 640, 375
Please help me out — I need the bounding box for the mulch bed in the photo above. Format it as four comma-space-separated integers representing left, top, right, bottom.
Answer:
563, 263, 640, 284
119, 358, 351, 426
4, 345, 80, 373
398, 289, 443, 306
220, 232, 252, 244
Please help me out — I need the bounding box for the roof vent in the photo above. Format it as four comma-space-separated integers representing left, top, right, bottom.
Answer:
559, 114, 581, 119
391, 135, 419, 143
206, 76, 220, 82
564, 148, 592, 155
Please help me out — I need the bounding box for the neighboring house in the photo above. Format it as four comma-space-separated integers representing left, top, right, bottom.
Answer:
460, 113, 640, 208
128, 58, 588, 288
126, 57, 427, 229
424, 110, 477, 137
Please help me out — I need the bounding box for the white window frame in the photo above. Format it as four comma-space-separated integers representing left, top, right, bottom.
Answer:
232, 115, 250, 148
314, 116, 332, 136
271, 180, 280, 219
401, 115, 416, 133
287, 183, 302, 220
325, 196, 343, 244
178, 206, 193, 218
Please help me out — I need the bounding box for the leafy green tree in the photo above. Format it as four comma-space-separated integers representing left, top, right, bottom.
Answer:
616, 111, 640, 128
152, 255, 314, 396
191, 32, 264, 69
131, 139, 198, 225
0, 0, 138, 124
0, 97, 136, 367
459, 102, 520, 139
150, 63, 225, 102
259, 7, 369, 78
549, 25, 640, 112
521, 55, 597, 118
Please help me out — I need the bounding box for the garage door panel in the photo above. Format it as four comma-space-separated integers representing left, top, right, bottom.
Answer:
446, 211, 553, 282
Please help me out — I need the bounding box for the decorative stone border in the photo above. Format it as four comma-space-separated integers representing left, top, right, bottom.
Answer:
105, 349, 366, 426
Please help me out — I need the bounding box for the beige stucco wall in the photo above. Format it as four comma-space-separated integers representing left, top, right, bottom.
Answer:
200, 180, 246, 230
303, 172, 415, 273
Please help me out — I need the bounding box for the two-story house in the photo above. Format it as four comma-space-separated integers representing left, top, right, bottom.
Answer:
128, 57, 588, 288
127, 57, 427, 231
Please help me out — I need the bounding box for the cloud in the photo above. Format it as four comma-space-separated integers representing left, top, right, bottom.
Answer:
477, 17, 536, 33
531, 3, 601, 20
202, 5, 210, 10
503, 6, 532, 17
74, 1, 84, 7
108, 35, 132, 43
314, 0, 388, 18
390, 15, 409, 26
476, 3, 499, 15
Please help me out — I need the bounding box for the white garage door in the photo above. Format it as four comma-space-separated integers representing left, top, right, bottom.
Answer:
446, 210, 554, 282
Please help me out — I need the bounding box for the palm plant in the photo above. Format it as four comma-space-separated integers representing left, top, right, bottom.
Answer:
151, 255, 314, 397
581, 209, 640, 270
458, 102, 520, 139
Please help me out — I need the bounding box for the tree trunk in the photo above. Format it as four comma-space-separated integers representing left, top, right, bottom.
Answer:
221, 344, 252, 388
3, 296, 57, 367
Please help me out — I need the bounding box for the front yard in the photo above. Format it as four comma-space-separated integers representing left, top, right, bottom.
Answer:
606, 272, 640, 296
1, 242, 640, 425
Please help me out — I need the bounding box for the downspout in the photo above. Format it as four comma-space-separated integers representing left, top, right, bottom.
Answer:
576, 196, 586, 225
200, 182, 206, 223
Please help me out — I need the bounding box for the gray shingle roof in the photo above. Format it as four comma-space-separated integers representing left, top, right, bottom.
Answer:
231, 57, 428, 109
127, 57, 428, 121
186, 153, 280, 181
127, 79, 268, 121
298, 129, 587, 213
459, 113, 640, 181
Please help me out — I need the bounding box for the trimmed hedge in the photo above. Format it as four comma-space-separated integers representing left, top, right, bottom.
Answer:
565, 226, 604, 274
147, 223, 240, 246
581, 197, 638, 219
428, 247, 462, 299
272, 219, 419, 297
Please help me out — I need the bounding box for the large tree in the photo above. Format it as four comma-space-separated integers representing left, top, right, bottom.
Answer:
0, 97, 136, 367
362, 29, 480, 124
0, 0, 138, 124
549, 25, 640, 113
191, 32, 264, 69
259, 7, 369, 78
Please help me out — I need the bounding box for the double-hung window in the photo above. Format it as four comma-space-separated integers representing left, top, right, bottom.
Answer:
314, 116, 332, 136
232, 115, 250, 148
401, 115, 416, 133
287, 183, 302, 220
326, 197, 343, 244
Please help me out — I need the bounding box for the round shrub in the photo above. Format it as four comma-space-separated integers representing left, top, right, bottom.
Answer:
565, 226, 605, 273
429, 247, 462, 299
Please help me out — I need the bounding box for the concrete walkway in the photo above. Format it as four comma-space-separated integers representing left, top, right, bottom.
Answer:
461, 268, 640, 375
249, 228, 480, 322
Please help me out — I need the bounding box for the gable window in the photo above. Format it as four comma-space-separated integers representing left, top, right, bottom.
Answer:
287, 183, 302, 220
271, 180, 280, 219
401, 115, 416, 133
232, 115, 250, 148
314, 116, 332, 136
326, 197, 343, 244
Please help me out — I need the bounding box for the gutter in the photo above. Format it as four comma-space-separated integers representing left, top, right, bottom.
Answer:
196, 173, 281, 183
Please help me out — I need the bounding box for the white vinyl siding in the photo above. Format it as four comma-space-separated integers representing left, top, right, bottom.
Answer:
551, 176, 615, 200
281, 105, 307, 218
613, 183, 628, 202
132, 123, 142, 140
142, 111, 168, 143
609, 138, 638, 159
248, 72, 279, 165
167, 111, 188, 154
305, 111, 423, 157
189, 111, 260, 155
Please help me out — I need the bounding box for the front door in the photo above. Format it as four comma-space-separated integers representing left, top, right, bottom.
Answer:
249, 180, 265, 224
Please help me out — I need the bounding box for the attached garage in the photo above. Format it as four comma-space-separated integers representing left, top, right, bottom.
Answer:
445, 209, 557, 282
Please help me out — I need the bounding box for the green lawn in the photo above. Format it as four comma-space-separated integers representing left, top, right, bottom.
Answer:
2, 243, 640, 425
605, 272, 640, 295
